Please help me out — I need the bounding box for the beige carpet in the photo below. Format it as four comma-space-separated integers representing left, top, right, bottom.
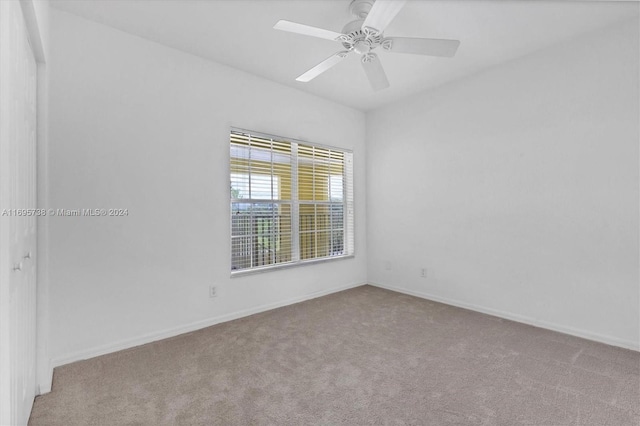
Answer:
30, 285, 639, 425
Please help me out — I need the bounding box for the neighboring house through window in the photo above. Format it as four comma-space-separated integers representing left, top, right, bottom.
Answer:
230, 129, 354, 273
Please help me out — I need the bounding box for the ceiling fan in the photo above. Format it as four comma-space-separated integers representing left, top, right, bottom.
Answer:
274, 0, 460, 91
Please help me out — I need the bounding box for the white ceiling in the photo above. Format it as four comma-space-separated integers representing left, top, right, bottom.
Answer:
51, 0, 638, 111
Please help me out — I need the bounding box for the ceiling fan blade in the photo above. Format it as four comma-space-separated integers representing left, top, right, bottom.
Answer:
362, 0, 407, 35
361, 53, 389, 91
385, 37, 460, 57
296, 51, 350, 82
274, 20, 344, 41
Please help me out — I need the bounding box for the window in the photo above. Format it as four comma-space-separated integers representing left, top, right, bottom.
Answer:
230, 173, 279, 200
230, 129, 354, 273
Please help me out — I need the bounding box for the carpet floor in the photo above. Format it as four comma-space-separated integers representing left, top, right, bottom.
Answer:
30, 285, 639, 425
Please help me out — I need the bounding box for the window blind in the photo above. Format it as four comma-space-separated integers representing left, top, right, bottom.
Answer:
230, 130, 354, 273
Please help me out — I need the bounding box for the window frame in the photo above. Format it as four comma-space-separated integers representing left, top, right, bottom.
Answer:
229, 128, 354, 277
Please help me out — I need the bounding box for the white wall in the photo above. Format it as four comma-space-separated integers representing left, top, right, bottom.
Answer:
366, 19, 639, 349
48, 9, 367, 366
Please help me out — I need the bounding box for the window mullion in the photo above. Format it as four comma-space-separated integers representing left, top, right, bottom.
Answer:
270, 139, 275, 265
345, 152, 354, 256
247, 134, 252, 200
291, 142, 300, 262
328, 150, 333, 255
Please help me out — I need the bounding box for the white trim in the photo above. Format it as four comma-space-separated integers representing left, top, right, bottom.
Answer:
18, 0, 45, 63
16, 0, 50, 398
43, 280, 637, 392
368, 282, 640, 352
0, 1, 13, 419
50, 282, 367, 370
35, 63, 50, 396
291, 142, 300, 263
230, 129, 353, 274
38, 360, 53, 395
231, 254, 355, 277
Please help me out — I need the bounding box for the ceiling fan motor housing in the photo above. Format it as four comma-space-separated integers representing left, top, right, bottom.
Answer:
349, 0, 373, 19
340, 18, 383, 54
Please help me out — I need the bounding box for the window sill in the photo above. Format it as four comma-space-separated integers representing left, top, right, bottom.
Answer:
230, 254, 355, 278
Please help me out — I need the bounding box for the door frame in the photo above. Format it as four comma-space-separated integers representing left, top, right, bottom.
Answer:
0, 1, 49, 424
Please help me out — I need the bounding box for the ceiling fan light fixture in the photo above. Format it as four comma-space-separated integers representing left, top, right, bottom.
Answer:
353, 40, 371, 54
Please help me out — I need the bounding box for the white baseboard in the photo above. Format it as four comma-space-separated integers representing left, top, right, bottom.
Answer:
37, 361, 53, 395
47, 282, 366, 382
41, 280, 636, 394
369, 282, 640, 352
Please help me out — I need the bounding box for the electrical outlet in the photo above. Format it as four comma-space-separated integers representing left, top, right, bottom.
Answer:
209, 286, 217, 298
420, 268, 427, 278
